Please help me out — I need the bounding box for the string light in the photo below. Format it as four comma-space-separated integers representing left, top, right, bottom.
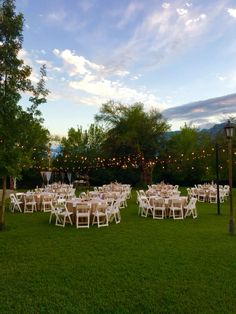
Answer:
14, 141, 235, 173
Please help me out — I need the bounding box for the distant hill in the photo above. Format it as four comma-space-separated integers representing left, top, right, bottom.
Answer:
166, 122, 235, 139
200, 122, 226, 137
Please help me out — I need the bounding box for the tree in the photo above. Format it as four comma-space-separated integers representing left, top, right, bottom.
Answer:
0, 0, 49, 230
28, 64, 49, 120
95, 101, 169, 184
55, 124, 105, 175
158, 123, 212, 185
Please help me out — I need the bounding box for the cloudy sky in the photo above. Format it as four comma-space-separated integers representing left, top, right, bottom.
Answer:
15, 0, 236, 135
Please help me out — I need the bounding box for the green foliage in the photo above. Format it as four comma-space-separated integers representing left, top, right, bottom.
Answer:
0, 110, 49, 177
156, 123, 214, 185
95, 101, 169, 184
54, 124, 105, 174
0, 0, 50, 228
95, 101, 169, 159
0, 0, 32, 99
89, 167, 140, 187
16, 168, 42, 189
1, 189, 236, 312
0, 0, 49, 179
28, 64, 50, 120
61, 126, 84, 149
61, 124, 105, 153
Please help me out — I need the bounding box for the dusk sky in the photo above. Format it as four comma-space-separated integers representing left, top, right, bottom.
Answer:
15, 0, 236, 135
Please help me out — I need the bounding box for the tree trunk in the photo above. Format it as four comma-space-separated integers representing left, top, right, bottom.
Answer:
10, 176, 15, 190
140, 164, 154, 185
0, 176, 7, 230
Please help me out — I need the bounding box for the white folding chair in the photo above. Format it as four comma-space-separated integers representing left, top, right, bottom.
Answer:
197, 189, 206, 202
49, 207, 61, 224
139, 196, 153, 217
76, 203, 91, 228
107, 199, 121, 224
169, 199, 183, 220
119, 192, 127, 208
49, 199, 64, 224
15, 193, 25, 203
24, 194, 37, 213
41, 194, 54, 212
184, 197, 198, 219
9, 194, 22, 213
56, 194, 66, 206
92, 202, 109, 227
55, 203, 73, 227
152, 198, 166, 219
219, 189, 225, 203
223, 185, 229, 199
209, 191, 217, 203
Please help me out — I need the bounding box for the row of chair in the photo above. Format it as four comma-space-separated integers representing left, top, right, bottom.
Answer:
9, 193, 39, 213
9, 193, 73, 214
137, 195, 197, 220
187, 185, 229, 203
49, 198, 122, 228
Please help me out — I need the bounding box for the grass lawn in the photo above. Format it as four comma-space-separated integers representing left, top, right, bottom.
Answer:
1, 188, 236, 313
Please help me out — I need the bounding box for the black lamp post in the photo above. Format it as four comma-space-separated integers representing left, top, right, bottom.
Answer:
224, 120, 234, 234
215, 143, 221, 215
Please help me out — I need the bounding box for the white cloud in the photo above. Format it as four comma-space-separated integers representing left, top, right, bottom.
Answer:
227, 8, 236, 18
50, 48, 166, 111
53, 67, 61, 72
17, 49, 52, 85
111, 2, 213, 71
69, 73, 164, 109
215, 70, 236, 88
117, 2, 143, 28
176, 8, 188, 16
185, 14, 207, 27
53, 48, 131, 79
45, 7, 88, 33
53, 49, 60, 56
47, 10, 67, 22
185, 2, 192, 8
29, 73, 39, 83
130, 74, 142, 80
114, 70, 130, 77
226, 71, 236, 88
47, 92, 63, 102
36, 59, 52, 67
162, 3, 170, 9
166, 96, 173, 103
217, 75, 226, 81
53, 49, 104, 76
79, 1, 94, 12
18, 48, 33, 67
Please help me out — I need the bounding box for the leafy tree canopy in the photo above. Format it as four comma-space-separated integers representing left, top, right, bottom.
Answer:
0, 0, 50, 229
95, 101, 170, 159
95, 101, 169, 184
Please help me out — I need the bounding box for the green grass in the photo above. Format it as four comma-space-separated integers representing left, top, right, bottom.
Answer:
1, 189, 236, 313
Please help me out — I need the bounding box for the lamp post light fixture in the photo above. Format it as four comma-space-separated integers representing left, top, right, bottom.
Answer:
224, 120, 235, 234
